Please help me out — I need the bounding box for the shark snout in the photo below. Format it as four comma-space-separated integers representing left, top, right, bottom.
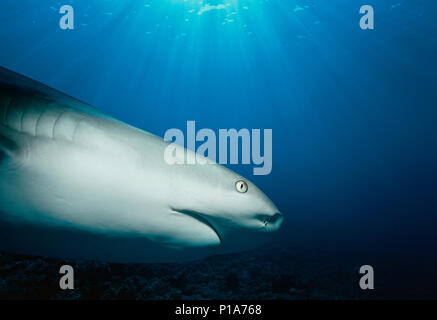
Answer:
264, 212, 283, 230
255, 211, 283, 231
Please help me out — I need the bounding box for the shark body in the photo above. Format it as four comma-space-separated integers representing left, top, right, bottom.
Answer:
0, 67, 282, 263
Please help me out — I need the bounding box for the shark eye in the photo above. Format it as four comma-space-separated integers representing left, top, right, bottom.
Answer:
235, 180, 248, 193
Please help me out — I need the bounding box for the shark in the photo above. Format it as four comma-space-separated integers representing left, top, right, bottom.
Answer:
0, 67, 283, 263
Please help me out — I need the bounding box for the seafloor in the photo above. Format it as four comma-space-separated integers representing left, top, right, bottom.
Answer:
2, 241, 433, 300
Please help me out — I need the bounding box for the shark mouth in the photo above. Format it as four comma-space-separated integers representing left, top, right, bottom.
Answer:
171, 208, 222, 245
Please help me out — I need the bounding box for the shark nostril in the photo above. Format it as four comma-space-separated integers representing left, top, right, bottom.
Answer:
264, 213, 282, 226
257, 212, 283, 226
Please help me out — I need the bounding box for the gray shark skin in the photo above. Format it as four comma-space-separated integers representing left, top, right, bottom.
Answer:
0, 67, 282, 263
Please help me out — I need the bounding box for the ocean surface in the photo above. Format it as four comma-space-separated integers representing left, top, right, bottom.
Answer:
0, 0, 436, 299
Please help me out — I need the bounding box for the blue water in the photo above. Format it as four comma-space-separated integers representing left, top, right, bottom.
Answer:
0, 0, 436, 298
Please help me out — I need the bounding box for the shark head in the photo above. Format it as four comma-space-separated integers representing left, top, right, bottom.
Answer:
164, 147, 283, 253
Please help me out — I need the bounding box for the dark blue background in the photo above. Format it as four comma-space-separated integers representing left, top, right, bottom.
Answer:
0, 0, 436, 298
